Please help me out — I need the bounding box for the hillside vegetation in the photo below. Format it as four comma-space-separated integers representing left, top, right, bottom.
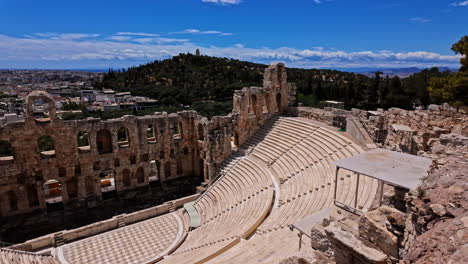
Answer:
94, 38, 467, 116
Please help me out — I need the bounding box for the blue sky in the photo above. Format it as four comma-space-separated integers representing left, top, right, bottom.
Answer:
0, 0, 466, 69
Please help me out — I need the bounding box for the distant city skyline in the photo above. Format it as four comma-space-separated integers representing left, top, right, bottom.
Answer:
0, 0, 466, 69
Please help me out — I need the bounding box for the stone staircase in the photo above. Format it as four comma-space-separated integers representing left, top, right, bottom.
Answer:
116, 215, 126, 228
167, 201, 176, 213
240, 115, 282, 152
219, 151, 244, 175
54, 232, 65, 247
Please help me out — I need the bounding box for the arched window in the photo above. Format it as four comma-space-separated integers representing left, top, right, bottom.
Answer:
263, 93, 270, 113
136, 167, 145, 184
7, 191, 18, 212
250, 94, 257, 114
198, 123, 204, 141
26, 184, 39, 207
67, 177, 78, 199
38, 135, 55, 157
147, 125, 156, 143
100, 169, 116, 199
96, 129, 113, 154
43, 179, 63, 212
276, 93, 282, 112
77, 131, 90, 152
122, 169, 131, 187
232, 131, 239, 148
32, 98, 51, 121
117, 127, 130, 148
149, 160, 159, 182
173, 122, 182, 139
0, 140, 14, 161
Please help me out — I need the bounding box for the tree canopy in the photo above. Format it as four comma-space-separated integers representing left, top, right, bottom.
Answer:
91, 37, 467, 119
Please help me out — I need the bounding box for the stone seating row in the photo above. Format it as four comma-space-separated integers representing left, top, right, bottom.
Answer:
194, 158, 272, 223
0, 248, 58, 264
160, 157, 275, 264
162, 118, 377, 263
248, 120, 377, 233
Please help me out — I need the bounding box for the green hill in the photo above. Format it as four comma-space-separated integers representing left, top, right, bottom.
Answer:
93, 53, 453, 116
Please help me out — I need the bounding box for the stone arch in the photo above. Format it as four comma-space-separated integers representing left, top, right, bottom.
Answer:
7, 190, 18, 212
135, 167, 145, 184
149, 160, 159, 182
117, 127, 130, 147
0, 140, 14, 160
99, 169, 116, 199
263, 93, 270, 113
122, 169, 131, 187
276, 92, 282, 112
172, 122, 182, 139
37, 135, 55, 156
147, 124, 156, 142
198, 123, 204, 141
96, 129, 113, 154
67, 177, 78, 199
250, 94, 257, 114
26, 91, 57, 121
43, 179, 64, 212
26, 184, 39, 207
77, 131, 90, 152
232, 131, 239, 148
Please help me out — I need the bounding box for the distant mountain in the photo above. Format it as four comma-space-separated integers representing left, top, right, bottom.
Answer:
341, 67, 457, 78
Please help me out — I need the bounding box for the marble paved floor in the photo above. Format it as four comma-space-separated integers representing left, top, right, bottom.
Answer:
59, 213, 180, 264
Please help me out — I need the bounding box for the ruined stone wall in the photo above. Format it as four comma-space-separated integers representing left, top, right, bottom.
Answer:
297, 105, 468, 155
0, 63, 293, 221
198, 114, 237, 182
234, 63, 289, 147
0, 91, 205, 219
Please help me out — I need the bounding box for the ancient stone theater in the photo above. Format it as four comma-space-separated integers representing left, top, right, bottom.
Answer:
0, 64, 467, 264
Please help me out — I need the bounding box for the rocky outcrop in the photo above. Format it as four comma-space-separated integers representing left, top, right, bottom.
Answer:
402, 154, 468, 263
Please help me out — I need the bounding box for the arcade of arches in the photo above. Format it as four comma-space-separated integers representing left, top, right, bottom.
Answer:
0, 63, 290, 242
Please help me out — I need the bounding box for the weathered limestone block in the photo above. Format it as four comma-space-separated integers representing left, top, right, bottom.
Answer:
310, 223, 333, 256
325, 222, 389, 264
427, 104, 440, 111
358, 206, 405, 259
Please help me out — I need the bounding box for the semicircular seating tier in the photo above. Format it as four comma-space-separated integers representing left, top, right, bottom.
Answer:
160, 156, 275, 264
204, 118, 379, 263
162, 117, 378, 264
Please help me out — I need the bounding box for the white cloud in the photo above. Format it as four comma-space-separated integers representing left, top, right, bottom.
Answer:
201, 0, 242, 5
172, 29, 233, 35
108, 36, 132, 42
410, 17, 431, 23
451, 1, 468, 6
116, 32, 160, 37
132, 38, 190, 44
312, 0, 333, 4
34, 33, 100, 40
0, 34, 460, 69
